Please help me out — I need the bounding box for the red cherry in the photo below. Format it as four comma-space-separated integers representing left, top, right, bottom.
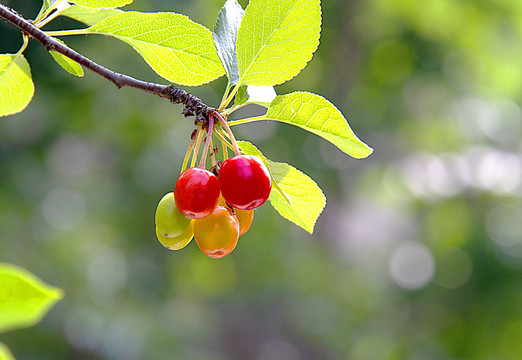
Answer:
174, 167, 220, 219
219, 155, 271, 210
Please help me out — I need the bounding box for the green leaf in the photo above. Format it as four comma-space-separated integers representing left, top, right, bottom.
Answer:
268, 160, 325, 234
88, 11, 225, 86
265, 92, 373, 159
238, 140, 325, 233
0, 263, 63, 333
235, 85, 276, 108
0, 54, 35, 117
72, 0, 133, 9
61, 5, 121, 26
213, 0, 244, 85
50, 40, 84, 77
236, 0, 321, 86
0, 343, 15, 360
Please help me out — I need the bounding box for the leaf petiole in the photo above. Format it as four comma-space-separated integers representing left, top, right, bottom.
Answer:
227, 115, 265, 126
219, 80, 232, 111
16, 35, 30, 56
221, 102, 250, 116
218, 83, 240, 112
44, 29, 90, 37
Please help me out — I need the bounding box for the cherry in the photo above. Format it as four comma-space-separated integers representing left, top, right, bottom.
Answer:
174, 167, 220, 219
155, 192, 192, 237
156, 220, 194, 250
219, 155, 272, 210
218, 195, 254, 236
194, 205, 239, 259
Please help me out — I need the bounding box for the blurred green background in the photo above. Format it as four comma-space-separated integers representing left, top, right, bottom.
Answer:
1, 0, 522, 359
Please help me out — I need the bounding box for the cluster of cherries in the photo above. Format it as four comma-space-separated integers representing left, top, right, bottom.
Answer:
154, 111, 272, 258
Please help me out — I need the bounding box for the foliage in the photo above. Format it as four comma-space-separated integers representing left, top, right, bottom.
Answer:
1, 0, 522, 359
0, 54, 34, 117
0, 264, 62, 358
0, 0, 372, 234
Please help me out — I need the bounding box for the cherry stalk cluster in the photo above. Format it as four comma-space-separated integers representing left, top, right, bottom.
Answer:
155, 112, 272, 258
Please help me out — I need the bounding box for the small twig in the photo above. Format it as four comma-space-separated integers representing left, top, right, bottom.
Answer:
0, 4, 214, 121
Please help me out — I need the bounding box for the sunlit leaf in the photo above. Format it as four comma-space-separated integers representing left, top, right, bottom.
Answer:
72, 0, 133, 9
268, 160, 325, 234
213, 0, 244, 85
238, 141, 325, 232
0, 263, 63, 333
0, 54, 34, 117
236, 0, 321, 86
61, 5, 121, 26
0, 343, 15, 360
50, 40, 84, 77
88, 11, 225, 86
265, 92, 373, 158
235, 85, 276, 108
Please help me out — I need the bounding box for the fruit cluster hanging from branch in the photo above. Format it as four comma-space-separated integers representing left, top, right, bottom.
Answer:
0, 0, 373, 258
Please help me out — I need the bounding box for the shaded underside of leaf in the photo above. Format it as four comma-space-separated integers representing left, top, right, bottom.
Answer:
238, 141, 325, 233
49, 39, 84, 77
213, 0, 244, 85
0, 54, 35, 117
0, 263, 63, 333
88, 11, 225, 86
61, 5, 122, 26
73, 0, 133, 9
266, 91, 373, 159
236, 0, 321, 86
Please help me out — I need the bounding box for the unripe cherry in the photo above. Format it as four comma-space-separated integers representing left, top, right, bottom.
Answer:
155, 192, 192, 237
155, 220, 194, 250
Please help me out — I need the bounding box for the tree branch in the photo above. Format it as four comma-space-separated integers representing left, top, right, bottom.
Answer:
0, 3, 214, 121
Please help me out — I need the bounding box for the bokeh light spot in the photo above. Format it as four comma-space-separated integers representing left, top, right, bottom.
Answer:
389, 242, 435, 290
41, 188, 86, 232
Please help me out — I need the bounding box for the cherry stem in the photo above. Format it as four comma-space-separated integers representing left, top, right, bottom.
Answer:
209, 137, 217, 167
191, 128, 204, 168
214, 127, 234, 153
221, 138, 228, 161
181, 127, 200, 174
198, 113, 214, 169
214, 111, 240, 156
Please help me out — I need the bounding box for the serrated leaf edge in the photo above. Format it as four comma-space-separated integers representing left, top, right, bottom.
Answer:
268, 161, 326, 234
265, 91, 374, 159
